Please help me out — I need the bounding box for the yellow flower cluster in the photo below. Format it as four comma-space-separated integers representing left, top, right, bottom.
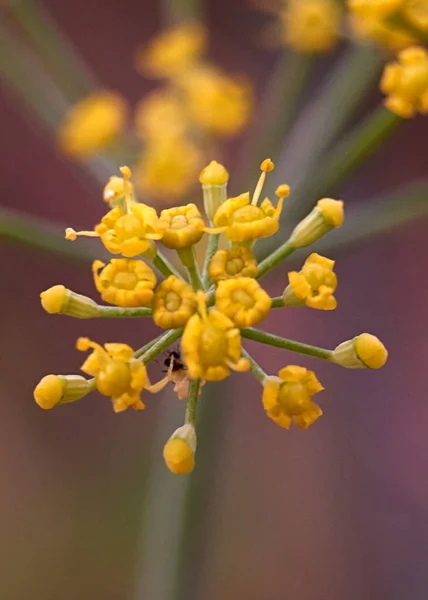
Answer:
57, 23, 253, 203
381, 46, 428, 116
348, 0, 428, 50
33, 159, 388, 475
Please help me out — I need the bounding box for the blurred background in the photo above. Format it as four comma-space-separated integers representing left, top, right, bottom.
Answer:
1, 1, 428, 599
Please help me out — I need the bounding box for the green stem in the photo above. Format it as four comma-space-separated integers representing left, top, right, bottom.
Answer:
184, 379, 201, 426
134, 335, 163, 360
256, 241, 295, 279
270, 297, 285, 308
177, 247, 203, 291
233, 52, 313, 192
98, 306, 152, 318
315, 106, 402, 195
139, 329, 183, 365
241, 328, 333, 361
9, 0, 95, 103
153, 252, 183, 280
241, 349, 267, 384
201, 233, 219, 290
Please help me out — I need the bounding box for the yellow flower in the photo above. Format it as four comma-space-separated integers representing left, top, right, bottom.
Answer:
134, 139, 204, 201
34, 374, 91, 410
94, 203, 166, 257
92, 259, 157, 307
281, 0, 342, 54
40, 285, 101, 318
288, 198, 344, 248
152, 276, 197, 329
348, 0, 404, 17
159, 204, 205, 249
332, 333, 388, 368
181, 292, 250, 381
77, 337, 148, 413
283, 253, 337, 310
163, 424, 196, 475
58, 91, 127, 157
381, 46, 428, 118
179, 66, 253, 137
215, 277, 271, 327
134, 88, 188, 142
135, 23, 207, 79
207, 160, 288, 243
208, 246, 258, 284
262, 366, 324, 430
348, 12, 414, 50
404, 0, 428, 32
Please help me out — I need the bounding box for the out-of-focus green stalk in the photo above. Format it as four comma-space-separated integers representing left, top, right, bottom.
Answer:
233, 52, 313, 192
9, 0, 96, 102
0, 208, 105, 264
161, 0, 204, 24
242, 348, 267, 383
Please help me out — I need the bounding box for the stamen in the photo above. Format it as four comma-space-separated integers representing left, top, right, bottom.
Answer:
226, 357, 250, 372
196, 290, 208, 320
65, 227, 100, 241
203, 225, 227, 234
251, 158, 274, 206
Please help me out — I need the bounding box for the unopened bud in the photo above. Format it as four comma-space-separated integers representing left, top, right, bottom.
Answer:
200, 161, 229, 222
288, 198, 344, 248
40, 285, 101, 318
332, 333, 388, 369
34, 374, 91, 409
163, 424, 197, 475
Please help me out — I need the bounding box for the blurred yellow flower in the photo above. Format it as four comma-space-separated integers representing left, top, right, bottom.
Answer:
135, 23, 207, 79
134, 140, 204, 201
178, 66, 253, 137
92, 258, 157, 307
58, 91, 127, 157
281, 0, 342, 54
262, 366, 324, 430
135, 88, 188, 142
381, 46, 428, 117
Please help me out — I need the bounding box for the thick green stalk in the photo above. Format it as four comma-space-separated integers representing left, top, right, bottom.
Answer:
177, 247, 203, 290
153, 252, 184, 280
97, 306, 152, 318
241, 328, 333, 361
201, 233, 219, 290
241, 349, 267, 384
270, 297, 285, 308
184, 379, 201, 426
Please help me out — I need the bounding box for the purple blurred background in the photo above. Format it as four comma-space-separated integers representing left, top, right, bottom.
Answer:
1, 1, 428, 599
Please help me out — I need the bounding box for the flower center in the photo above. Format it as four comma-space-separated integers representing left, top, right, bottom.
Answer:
278, 382, 311, 416
199, 324, 228, 366
226, 257, 245, 276
165, 291, 182, 312
96, 362, 131, 397
113, 271, 138, 290
115, 214, 145, 239
171, 215, 189, 230
233, 205, 264, 223
231, 289, 256, 308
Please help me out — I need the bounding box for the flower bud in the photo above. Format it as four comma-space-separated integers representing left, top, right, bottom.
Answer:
163, 424, 197, 475
199, 160, 229, 222
34, 374, 92, 409
332, 333, 388, 369
288, 198, 344, 248
40, 285, 101, 318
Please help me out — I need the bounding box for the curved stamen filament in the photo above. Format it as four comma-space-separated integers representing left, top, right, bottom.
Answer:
251, 158, 274, 206
65, 227, 100, 241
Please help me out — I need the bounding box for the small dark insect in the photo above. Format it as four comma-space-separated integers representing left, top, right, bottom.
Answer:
163, 349, 186, 373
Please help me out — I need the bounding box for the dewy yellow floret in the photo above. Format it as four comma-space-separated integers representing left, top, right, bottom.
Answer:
93, 258, 157, 307
208, 246, 258, 283
381, 46, 428, 118
152, 276, 197, 329
262, 366, 324, 430
215, 277, 271, 327
159, 204, 205, 249
283, 253, 338, 310
182, 292, 250, 381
